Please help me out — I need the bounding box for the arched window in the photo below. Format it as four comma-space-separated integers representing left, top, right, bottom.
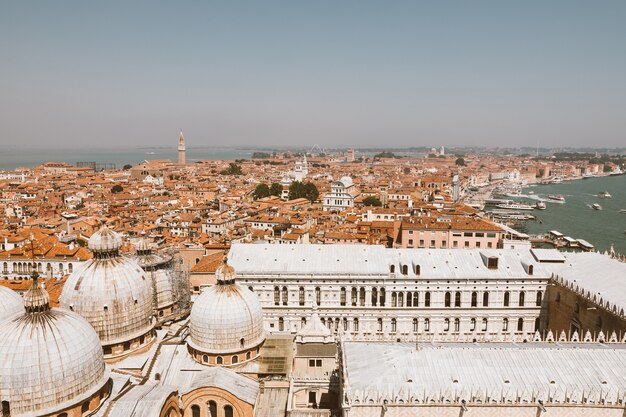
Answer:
340, 287, 346, 306
81, 401, 89, 413
444, 292, 451, 307
191, 405, 200, 417
482, 318, 488, 331
391, 292, 397, 307
454, 318, 460, 332
377, 318, 383, 332
517, 318, 524, 332
454, 291, 461, 307
371, 287, 378, 306
232, 355, 239, 364
424, 291, 431, 307
246, 351, 251, 360
503, 291, 510, 307
413, 318, 418, 333
224, 405, 234, 417
444, 318, 450, 331
68, 263, 73, 273
202, 354, 208, 363
535, 317, 540, 331
2, 401, 10, 417
519, 291, 525, 307
536, 291, 542, 306
282, 286, 288, 305
413, 292, 419, 307
407, 292, 412, 307
402, 265, 408, 275
502, 318, 509, 331
351, 287, 357, 306
471, 292, 477, 307
424, 318, 430, 331
299, 287, 305, 306
278, 317, 284, 331
315, 287, 321, 306
216, 356, 223, 365
390, 264, 395, 273
343, 317, 348, 331
359, 287, 365, 306
470, 318, 476, 331
353, 318, 359, 332
398, 292, 404, 307
274, 286, 280, 306
380, 288, 386, 306
209, 401, 217, 417
391, 318, 397, 333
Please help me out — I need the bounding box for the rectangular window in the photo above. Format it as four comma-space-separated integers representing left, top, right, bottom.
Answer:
309, 359, 316, 367
316, 359, 322, 367
419, 239, 424, 247
408, 239, 413, 246
464, 241, 470, 248
453, 241, 458, 248
487, 233, 496, 238
430, 240, 436, 248
464, 232, 473, 237
475, 233, 484, 237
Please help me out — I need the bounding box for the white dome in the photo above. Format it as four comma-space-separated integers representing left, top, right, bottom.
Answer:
0, 284, 109, 417
88, 224, 122, 253
60, 245, 154, 347
339, 176, 353, 187
135, 242, 175, 310
189, 263, 265, 355
0, 286, 25, 320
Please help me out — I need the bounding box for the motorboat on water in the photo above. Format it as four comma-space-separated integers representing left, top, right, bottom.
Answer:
609, 167, 624, 176
535, 201, 546, 210
592, 203, 602, 210
599, 191, 612, 198
582, 173, 596, 179
495, 203, 535, 211
548, 195, 565, 202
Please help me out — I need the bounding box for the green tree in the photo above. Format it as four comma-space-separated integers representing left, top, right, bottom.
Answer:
269, 182, 283, 196
253, 183, 271, 199
288, 181, 319, 202
111, 184, 123, 193
123, 164, 132, 170
455, 157, 466, 166
220, 163, 243, 175
363, 196, 382, 207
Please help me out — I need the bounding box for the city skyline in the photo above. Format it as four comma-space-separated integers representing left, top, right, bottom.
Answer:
1, 1, 625, 148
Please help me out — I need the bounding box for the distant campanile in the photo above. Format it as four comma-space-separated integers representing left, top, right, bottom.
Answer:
178, 131, 186, 165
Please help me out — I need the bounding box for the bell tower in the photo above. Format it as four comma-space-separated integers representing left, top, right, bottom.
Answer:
178, 131, 186, 165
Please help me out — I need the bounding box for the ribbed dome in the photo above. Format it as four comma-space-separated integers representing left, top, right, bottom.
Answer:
189, 261, 265, 355
60, 231, 154, 348
88, 224, 122, 255
0, 286, 25, 320
0, 282, 109, 417
135, 241, 175, 311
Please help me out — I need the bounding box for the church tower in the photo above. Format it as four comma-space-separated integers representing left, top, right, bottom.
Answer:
178, 131, 186, 165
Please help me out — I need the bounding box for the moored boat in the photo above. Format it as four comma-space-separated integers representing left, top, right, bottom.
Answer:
592, 203, 602, 210
535, 202, 546, 210
548, 194, 565, 202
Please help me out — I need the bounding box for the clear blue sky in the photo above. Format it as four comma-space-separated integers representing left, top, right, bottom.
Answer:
1, 1, 625, 148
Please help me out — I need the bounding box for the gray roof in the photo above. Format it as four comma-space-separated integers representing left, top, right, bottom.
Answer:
343, 341, 626, 406
229, 244, 551, 279
544, 252, 626, 316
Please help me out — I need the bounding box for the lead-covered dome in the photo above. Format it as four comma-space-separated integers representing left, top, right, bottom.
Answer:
0, 277, 110, 417
0, 286, 24, 321
60, 225, 154, 358
189, 259, 265, 363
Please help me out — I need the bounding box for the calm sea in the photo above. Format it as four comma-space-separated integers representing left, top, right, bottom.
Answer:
0, 147, 256, 171
517, 175, 626, 255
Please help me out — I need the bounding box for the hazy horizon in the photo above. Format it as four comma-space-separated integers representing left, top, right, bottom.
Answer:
1, 1, 625, 149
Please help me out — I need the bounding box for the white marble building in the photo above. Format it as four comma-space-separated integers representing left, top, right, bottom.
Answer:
229, 244, 552, 341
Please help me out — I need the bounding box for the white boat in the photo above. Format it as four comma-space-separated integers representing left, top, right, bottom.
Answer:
548, 194, 565, 202
592, 203, 602, 210
609, 167, 624, 176
550, 177, 563, 184
582, 173, 595, 179
599, 191, 612, 198
496, 203, 535, 211
535, 202, 546, 210
620, 209, 626, 213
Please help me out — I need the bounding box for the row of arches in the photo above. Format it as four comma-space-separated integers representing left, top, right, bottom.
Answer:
190, 402, 233, 417
2, 261, 73, 275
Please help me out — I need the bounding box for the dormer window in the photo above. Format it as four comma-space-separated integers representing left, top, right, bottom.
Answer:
415, 264, 421, 276
390, 265, 395, 273
487, 257, 498, 269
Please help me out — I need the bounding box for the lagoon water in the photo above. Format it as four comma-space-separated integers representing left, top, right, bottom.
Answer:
519, 175, 626, 254
0, 147, 256, 171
